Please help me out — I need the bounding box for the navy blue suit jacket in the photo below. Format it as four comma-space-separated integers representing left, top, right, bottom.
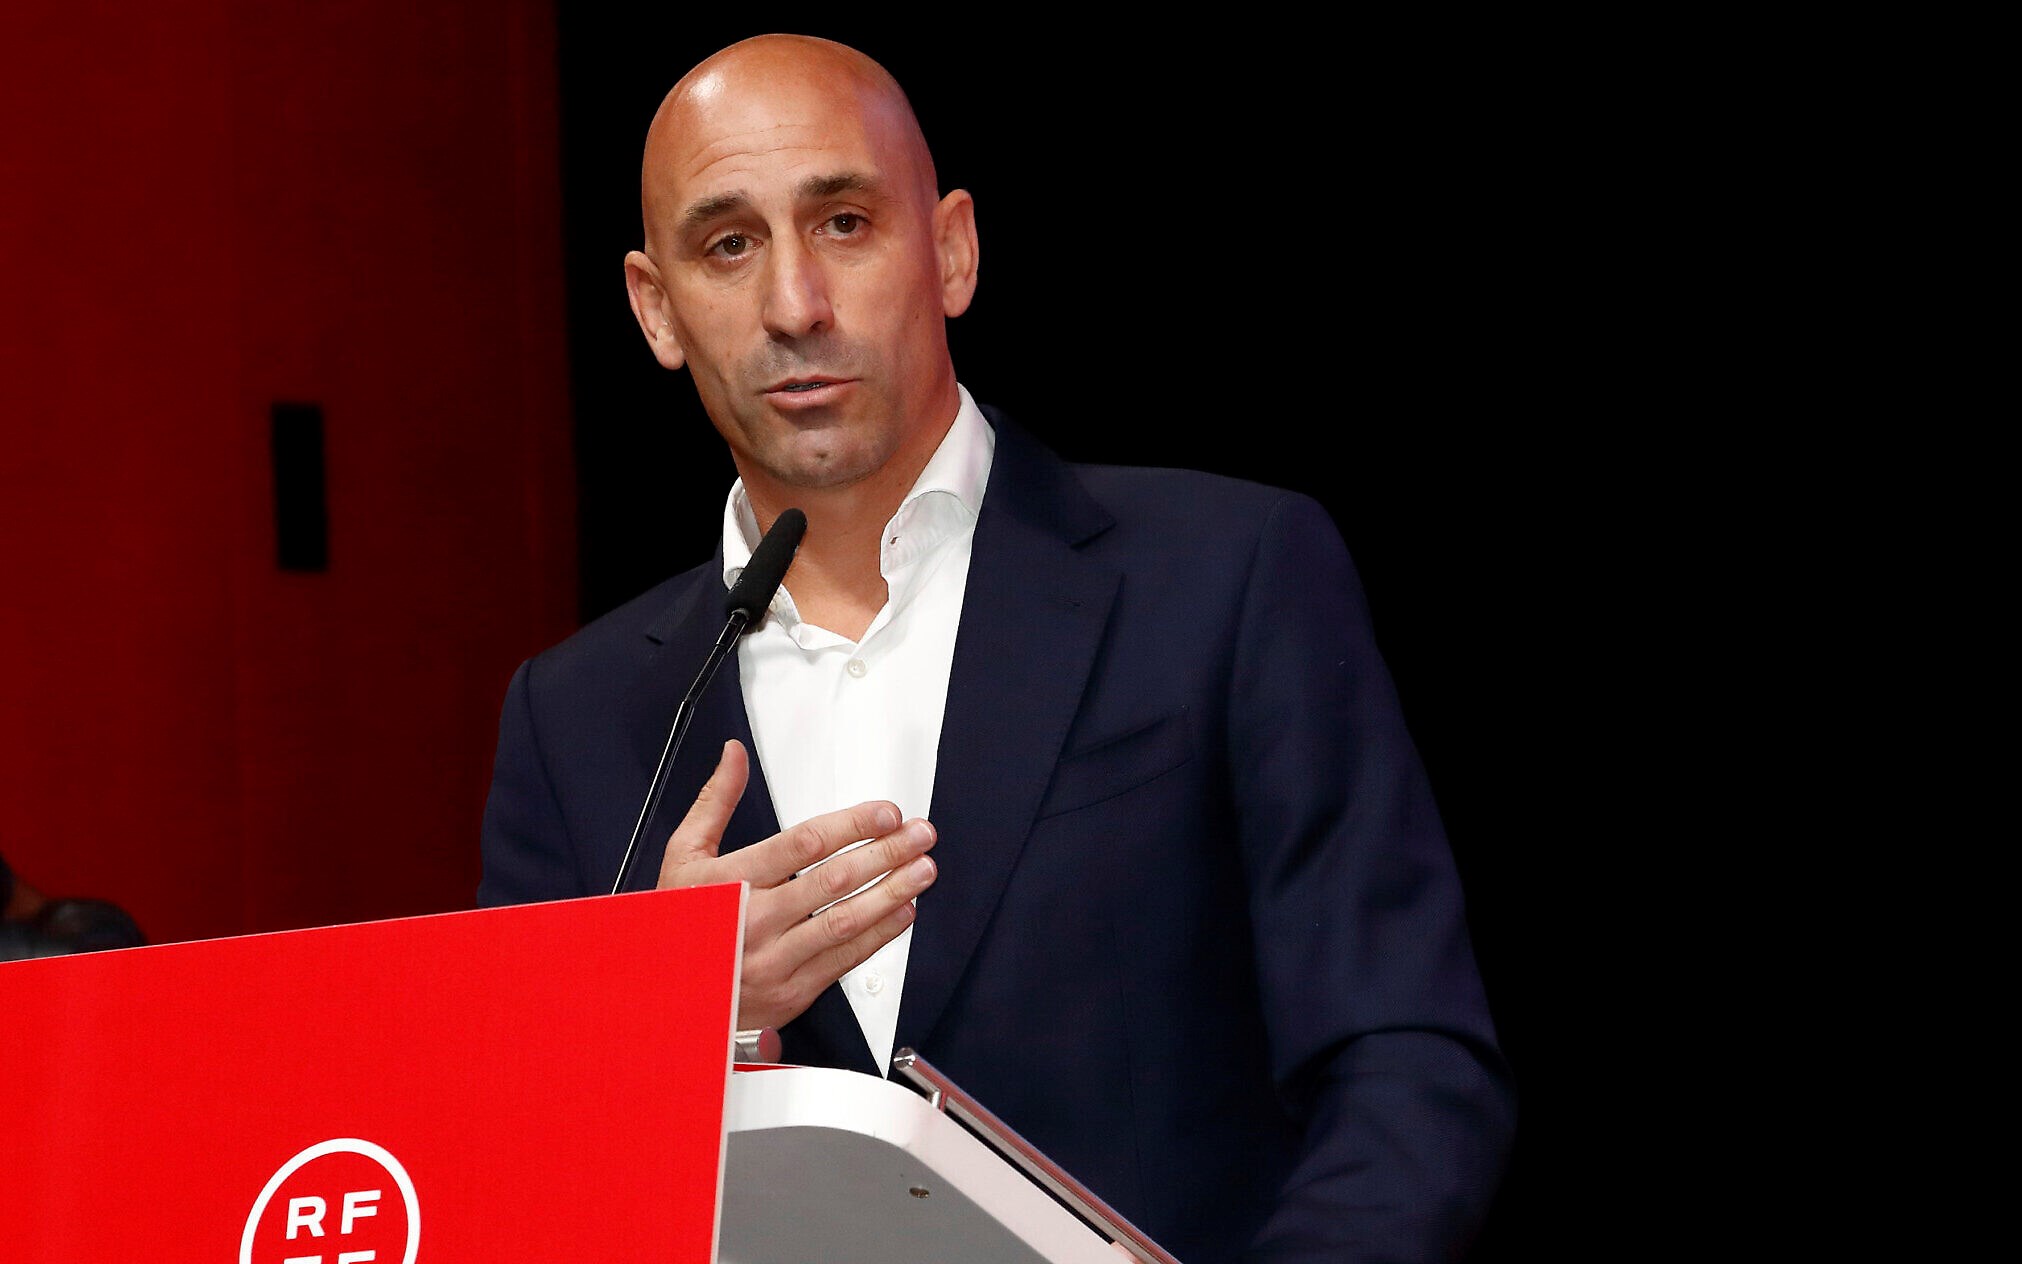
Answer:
479, 410, 1514, 1261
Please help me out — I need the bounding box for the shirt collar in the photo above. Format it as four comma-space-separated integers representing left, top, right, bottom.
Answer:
720, 384, 995, 620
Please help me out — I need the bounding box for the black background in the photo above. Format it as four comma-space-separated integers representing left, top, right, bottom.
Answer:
555, 13, 1661, 1255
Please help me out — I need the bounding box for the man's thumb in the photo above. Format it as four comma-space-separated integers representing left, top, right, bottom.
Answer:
662, 739, 750, 866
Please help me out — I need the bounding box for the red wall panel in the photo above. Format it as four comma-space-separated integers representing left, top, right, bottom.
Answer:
1, 0, 575, 945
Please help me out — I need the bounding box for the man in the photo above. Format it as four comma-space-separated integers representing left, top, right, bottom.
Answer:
480, 34, 1513, 1261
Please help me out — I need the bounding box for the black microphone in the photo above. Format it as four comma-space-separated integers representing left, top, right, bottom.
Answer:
610, 508, 806, 895
725, 507, 807, 624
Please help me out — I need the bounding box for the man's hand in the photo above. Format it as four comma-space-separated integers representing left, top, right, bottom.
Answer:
656, 740, 938, 1031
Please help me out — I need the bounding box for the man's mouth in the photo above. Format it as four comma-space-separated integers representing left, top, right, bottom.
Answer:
763, 376, 856, 408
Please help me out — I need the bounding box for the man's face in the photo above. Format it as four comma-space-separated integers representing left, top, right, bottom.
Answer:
633, 61, 966, 494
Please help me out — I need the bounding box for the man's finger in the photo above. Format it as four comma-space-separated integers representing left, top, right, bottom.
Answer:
786, 819, 936, 921
658, 740, 749, 881
729, 799, 903, 890
742, 817, 935, 941
787, 853, 937, 967
791, 863, 934, 981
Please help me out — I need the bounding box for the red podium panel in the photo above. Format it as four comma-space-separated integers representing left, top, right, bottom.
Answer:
0, 884, 744, 1263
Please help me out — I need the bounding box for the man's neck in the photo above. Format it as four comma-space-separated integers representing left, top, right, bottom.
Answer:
740, 408, 956, 643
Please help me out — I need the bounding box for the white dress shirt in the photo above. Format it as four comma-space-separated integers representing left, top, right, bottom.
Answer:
721, 385, 994, 1073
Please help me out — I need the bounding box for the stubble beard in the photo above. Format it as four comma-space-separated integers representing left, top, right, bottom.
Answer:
733, 336, 896, 491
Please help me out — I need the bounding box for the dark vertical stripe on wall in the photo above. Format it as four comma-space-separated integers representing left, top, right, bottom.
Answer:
270, 402, 329, 572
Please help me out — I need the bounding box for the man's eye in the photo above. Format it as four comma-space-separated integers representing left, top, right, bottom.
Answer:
827, 213, 861, 235
711, 233, 750, 257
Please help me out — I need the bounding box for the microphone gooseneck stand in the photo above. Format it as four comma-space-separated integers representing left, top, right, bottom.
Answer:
609, 508, 807, 896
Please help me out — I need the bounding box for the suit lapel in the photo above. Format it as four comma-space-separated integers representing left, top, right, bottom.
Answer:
895, 417, 1118, 1056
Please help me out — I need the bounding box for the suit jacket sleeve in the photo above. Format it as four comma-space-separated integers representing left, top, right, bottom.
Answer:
1232, 494, 1514, 1261
477, 657, 589, 907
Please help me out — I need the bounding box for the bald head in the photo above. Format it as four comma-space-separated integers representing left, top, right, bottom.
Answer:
619, 33, 980, 505
641, 35, 938, 255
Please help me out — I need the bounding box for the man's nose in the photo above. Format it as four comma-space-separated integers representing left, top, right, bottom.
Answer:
760, 239, 833, 339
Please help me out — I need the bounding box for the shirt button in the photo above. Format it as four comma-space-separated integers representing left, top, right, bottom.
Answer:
863, 971, 885, 996
846, 658, 868, 678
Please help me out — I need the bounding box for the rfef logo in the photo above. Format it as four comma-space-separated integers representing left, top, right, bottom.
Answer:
240, 1139, 420, 1264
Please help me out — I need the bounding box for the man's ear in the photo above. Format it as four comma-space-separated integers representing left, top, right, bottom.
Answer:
933, 190, 979, 318
624, 250, 687, 371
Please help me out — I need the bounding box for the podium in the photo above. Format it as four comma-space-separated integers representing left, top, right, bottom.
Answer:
0, 886, 1174, 1262
724, 1058, 1174, 1264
